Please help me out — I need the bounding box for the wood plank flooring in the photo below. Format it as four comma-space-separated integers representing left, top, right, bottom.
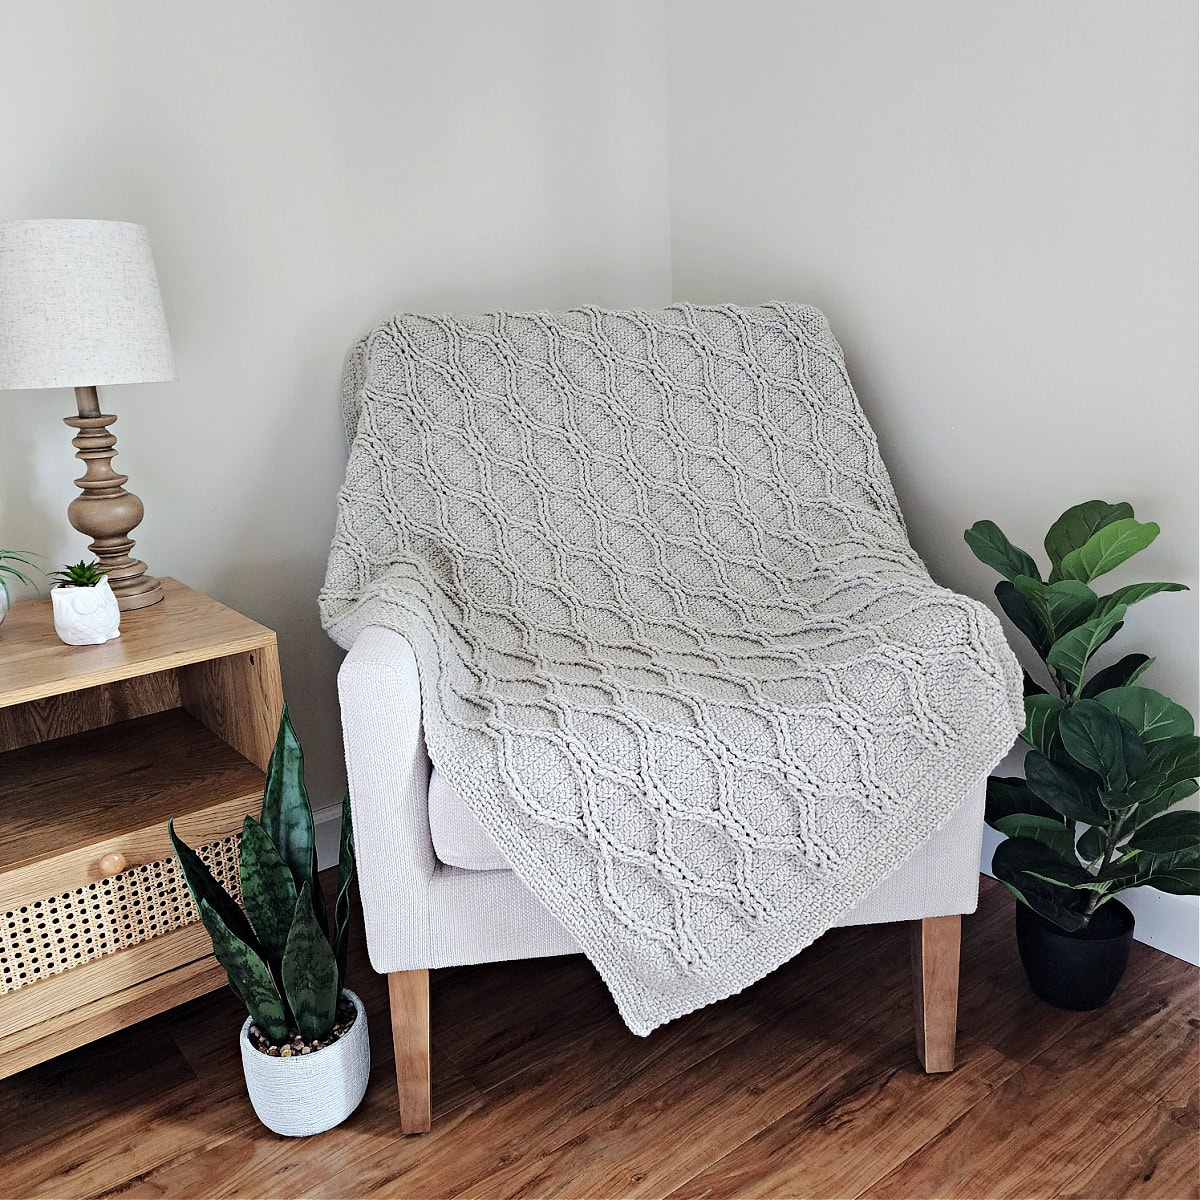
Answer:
0, 878, 1196, 1199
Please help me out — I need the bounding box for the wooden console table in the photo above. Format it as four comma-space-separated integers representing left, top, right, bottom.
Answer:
0, 579, 282, 1078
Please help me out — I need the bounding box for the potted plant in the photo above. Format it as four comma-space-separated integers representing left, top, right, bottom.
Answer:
169, 707, 366, 1137
0, 549, 38, 627
49, 559, 120, 645
965, 500, 1199, 1010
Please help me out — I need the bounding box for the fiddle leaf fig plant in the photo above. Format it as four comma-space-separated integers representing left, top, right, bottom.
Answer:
965, 500, 1199, 932
169, 707, 356, 1046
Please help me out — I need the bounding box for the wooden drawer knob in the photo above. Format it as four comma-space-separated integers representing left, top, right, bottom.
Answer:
99, 852, 127, 876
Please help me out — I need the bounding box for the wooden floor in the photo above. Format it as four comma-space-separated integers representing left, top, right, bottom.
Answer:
2, 878, 1197, 1200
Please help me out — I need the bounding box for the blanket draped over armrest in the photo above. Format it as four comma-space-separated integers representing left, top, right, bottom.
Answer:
320, 303, 1023, 1035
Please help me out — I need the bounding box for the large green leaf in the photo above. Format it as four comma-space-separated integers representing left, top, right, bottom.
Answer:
1057, 519, 1160, 584
1046, 605, 1127, 697
199, 899, 290, 1042
1080, 654, 1154, 699
1098, 841, 1200, 891
168, 819, 261, 953
1024, 751, 1108, 824
985, 776, 1064, 827
280, 882, 340, 1043
993, 813, 1077, 858
1129, 779, 1199, 833
1076, 824, 1108, 864
991, 838, 1092, 932
239, 815, 297, 976
1013, 576, 1097, 643
261, 706, 317, 897
1095, 686, 1194, 744
1129, 735, 1200, 803
1059, 701, 1147, 793
1021, 694, 1064, 755
1126, 810, 1200, 854
333, 791, 356, 990
1044, 501, 1134, 576
965, 521, 1041, 583
995, 582, 1051, 659
1094, 581, 1188, 617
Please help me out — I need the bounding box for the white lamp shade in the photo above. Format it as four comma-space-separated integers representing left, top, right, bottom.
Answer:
0, 219, 175, 390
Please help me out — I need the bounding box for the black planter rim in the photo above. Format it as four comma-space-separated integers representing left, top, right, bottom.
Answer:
1016, 897, 1135, 943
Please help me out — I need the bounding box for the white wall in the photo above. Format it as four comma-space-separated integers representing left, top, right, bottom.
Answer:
667, 0, 1198, 956
0, 0, 672, 811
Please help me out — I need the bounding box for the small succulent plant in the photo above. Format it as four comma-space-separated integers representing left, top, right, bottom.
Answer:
50, 560, 108, 588
0, 550, 38, 604
169, 708, 356, 1047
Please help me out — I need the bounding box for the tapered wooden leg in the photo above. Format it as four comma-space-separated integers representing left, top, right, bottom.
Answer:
388, 969, 431, 1134
911, 914, 961, 1073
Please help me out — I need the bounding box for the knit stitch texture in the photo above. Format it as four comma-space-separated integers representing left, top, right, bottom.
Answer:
320, 303, 1023, 1034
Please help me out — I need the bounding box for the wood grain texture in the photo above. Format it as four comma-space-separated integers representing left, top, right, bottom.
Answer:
0, 879, 1195, 1200
911, 913, 961, 1072
390, 969, 432, 1134
0, 578, 275, 707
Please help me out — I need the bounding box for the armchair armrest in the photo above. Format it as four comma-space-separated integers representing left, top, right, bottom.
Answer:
338, 626, 436, 959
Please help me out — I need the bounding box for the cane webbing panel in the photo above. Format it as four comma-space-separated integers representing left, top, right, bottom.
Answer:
0, 834, 241, 994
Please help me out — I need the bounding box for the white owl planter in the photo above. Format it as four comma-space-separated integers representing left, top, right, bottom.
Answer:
51, 577, 121, 645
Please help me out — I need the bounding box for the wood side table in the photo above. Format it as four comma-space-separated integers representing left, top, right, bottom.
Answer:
0, 579, 283, 1078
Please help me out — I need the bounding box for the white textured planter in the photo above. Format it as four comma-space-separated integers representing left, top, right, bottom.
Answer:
0, 589, 7, 628
51, 578, 121, 645
239, 990, 370, 1137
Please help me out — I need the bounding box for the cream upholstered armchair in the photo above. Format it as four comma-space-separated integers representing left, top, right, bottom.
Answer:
339, 632, 985, 1134
326, 303, 1015, 1136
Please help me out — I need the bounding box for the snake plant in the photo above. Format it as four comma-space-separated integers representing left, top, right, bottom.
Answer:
169, 707, 356, 1044
965, 500, 1199, 932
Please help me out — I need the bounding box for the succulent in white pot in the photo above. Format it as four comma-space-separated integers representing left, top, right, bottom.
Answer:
50, 560, 120, 645
170, 709, 367, 1137
0, 549, 38, 628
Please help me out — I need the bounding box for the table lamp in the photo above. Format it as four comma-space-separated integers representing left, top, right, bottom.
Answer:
0, 218, 175, 610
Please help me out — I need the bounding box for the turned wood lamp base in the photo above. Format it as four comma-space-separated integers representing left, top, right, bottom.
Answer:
66, 386, 163, 611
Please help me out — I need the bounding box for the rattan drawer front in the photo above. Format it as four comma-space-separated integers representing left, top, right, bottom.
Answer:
0, 829, 242, 996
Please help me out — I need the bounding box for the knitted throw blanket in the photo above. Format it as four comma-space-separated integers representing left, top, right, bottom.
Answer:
320, 303, 1023, 1035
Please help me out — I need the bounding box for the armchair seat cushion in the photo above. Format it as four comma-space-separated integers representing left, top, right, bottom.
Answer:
429, 767, 512, 871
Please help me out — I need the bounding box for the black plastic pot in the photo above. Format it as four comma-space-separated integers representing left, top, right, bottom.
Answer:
1015, 900, 1135, 1011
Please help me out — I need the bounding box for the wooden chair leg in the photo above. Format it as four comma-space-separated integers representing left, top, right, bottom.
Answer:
388, 969, 431, 1134
910, 914, 961, 1073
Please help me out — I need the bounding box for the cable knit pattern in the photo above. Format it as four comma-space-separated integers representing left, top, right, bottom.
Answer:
320, 303, 1023, 1035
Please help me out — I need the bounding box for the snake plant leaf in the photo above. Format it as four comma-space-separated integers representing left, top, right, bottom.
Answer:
239, 815, 297, 974
1129, 735, 1200, 803
992, 813, 1077, 859
1024, 751, 1108, 825
168, 819, 261, 953
1022, 694, 1064, 755
1059, 701, 1147, 793
1126, 810, 1200, 855
1044, 501, 1134, 577
333, 792, 356, 990
995, 581, 1051, 659
1056, 519, 1160, 584
985, 776, 1065, 827
1081, 654, 1154, 699
1046, 605, 1127, 697
1094, 581, 1188, 618
199, 899, 290, 1042
965, 521, 1041, 583
1095, 686, 1194, 744
281, 881, 340, 1043
1013, 577, 1097, 643
261, 705, 317, 897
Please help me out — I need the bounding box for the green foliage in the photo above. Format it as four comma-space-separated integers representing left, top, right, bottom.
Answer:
965, 500, 1198, 931
169, 708, 357, 1046
50, 559, 107, 588
0, 550, 38, 605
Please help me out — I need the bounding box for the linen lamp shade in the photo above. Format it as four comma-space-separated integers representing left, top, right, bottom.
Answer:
0, 219, 174, 389
0, 218, 175, 610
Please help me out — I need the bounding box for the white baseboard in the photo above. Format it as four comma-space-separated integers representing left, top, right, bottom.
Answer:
980, 826, 1199, 966
318, 805, 1198, 967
